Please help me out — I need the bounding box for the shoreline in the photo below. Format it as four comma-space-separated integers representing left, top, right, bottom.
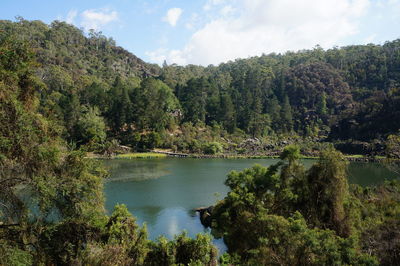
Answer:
88, 151, 387, 163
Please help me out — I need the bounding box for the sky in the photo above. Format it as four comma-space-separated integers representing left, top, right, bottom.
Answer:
1, 0, 400, 66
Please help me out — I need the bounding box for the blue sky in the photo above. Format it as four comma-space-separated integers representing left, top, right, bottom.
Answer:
1, 0, 399, 66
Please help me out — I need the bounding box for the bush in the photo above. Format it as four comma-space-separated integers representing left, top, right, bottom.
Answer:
138, 132, 162, 151
188, 139, 202, 153
145, 232, 217, 265
203, 142, 223, 155
0, 241, 33, 266
75, 106, 106, 146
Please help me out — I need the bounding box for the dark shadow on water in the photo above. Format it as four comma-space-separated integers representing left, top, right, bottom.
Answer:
348, 162, 398, 186
187, 209, 197, 217
103, 159, 170, 182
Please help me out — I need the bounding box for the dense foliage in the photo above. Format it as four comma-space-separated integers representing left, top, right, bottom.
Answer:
1, 18, 400, 265
0, 31, 217, 265
1, 19, 399, 156
211, 146, 400, 265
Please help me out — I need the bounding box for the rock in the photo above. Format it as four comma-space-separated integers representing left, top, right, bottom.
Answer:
195, 206, 214, 227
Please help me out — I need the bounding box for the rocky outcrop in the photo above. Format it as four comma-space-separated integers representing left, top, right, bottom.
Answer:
195, 206, 214, 228
334, 140, 386, 157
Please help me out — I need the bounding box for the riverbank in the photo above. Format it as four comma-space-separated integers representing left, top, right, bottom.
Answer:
88, 151, 387, 162
150, 150, 387, 162
87, 152, 167, 159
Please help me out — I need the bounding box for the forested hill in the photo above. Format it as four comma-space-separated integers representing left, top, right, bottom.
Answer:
0, 18, 160, 81
160, 43, 400, 141
1, 18, 400, 155
2, 19, 400, 265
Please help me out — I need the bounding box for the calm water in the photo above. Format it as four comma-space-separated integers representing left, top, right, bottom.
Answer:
103, 158, 397, 252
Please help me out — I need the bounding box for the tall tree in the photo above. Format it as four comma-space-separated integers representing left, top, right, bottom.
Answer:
135, 78, 180, 131
106, 76, 133, 135
280, 94, 293, 133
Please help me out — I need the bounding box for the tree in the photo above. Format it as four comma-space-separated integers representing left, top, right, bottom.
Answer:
135, 78, 180, 131
281, 94, 293, 132
317, 91, 328, 116
145, 232, 217, 265
59, 90, 82, 140
0, 29, 219, 266
203, 142, 223, 155
219, 93, 236, 133
75, 106, 107, 146
180, 77, 209, 124
384, 133, 400, 175
302, 148, 352, 237
210, 147, 373, 264
0, 33, 106, 265
266, 95, 281, 132
248, 113, 271, 137
107, 76, 133, 135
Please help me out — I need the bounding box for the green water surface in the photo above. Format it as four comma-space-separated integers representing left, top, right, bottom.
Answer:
103, 158, 397, 251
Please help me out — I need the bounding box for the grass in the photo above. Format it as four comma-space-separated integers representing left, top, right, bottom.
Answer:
115, 152, 167, 159
301, 155, 319, 159
345, 154, 365, 158
106, 152, 383, 161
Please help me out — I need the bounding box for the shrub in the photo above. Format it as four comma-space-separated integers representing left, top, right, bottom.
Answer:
203, 142, 223, 155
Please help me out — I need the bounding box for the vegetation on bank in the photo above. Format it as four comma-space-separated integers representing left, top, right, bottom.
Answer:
115, 153, 167, 159
98, 150, 391, 163
1, 17, 400, 265
0, 32, 217, 265
210, 145, 400, 265
1, 18, 400, 158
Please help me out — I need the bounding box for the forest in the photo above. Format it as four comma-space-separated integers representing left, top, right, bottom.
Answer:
1, 18, 400, 157
0, 18, 399, 265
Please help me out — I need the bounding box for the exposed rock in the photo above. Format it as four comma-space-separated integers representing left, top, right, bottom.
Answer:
195, 206, 214, 227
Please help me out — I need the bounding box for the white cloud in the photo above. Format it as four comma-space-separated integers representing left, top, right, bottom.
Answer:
146, 48, 168, 63
80, 8, 118, 31
163, 8, 183, 27
185, 22, 194, 30
146, 48, 186, 65
66, 10, 78, 24
220, 5, 235, 16
185, 13, 200, 30
203, 0, 227, 10
149, 0, 371, 66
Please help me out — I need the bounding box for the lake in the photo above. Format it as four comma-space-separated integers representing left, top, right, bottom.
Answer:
103, 158, 397, 252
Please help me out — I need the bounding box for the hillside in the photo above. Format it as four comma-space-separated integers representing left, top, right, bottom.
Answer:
1, 18, 400, 156
0, 18, 160, 81
1, 17, 400, 266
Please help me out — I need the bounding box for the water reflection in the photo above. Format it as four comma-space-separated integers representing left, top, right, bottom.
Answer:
128, 206, 163, 227
348, 162, 398, 186
104, 159, 170, 182
133, 206, 227, 253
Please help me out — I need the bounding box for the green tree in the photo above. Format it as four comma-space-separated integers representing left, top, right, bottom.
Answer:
211, 147, 373, 264
384, 133, 400, 175
145, 232, 217, 265
0, 33, 106, 265
75, 106, 107, 147
281, 94, 294, 132
317, 91, 328, 116
219, 93, 236, 133
301, 148, 352, 237
180, 77, 209, 124
135, 78, 180, 131
203, 142, 223, 155
106, 76, 133, 135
